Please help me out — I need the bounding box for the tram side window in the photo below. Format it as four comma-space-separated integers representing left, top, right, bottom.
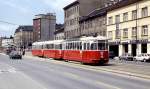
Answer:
70, 43, 73, 50
68, 43, 71, 50
91, 43, 97, 50
32, 45, 35, 49
46, 44, 49, 49
87, 43, 90, 50
43, 45, 46, 49
55, 44, 62, 49
84, 43, 86, 50
79, 42, 82, 50
66, 43, 68, 50
46, 44, 53, 49
60, 44, 62, 49
38, 45, 42, 49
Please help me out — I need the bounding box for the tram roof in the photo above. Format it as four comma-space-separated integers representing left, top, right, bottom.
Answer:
80, 36, 107, 41
33, 40, 64, 45
32, 42, 44, 45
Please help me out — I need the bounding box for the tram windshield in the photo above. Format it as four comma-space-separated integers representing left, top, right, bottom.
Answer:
84, 40, 108, 51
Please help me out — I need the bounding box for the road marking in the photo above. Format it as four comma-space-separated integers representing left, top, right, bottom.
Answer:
0, 53, 6, 56
96, 81, 121, 89
62, 72, 121, 89
63, 72, 80, 79
24, 56, 150, 81
48, 60, 150, 82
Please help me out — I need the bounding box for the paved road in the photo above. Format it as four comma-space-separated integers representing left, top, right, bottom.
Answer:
0, 54, 150, 89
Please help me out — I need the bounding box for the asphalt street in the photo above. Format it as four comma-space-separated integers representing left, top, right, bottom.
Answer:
0, 54, 150, 89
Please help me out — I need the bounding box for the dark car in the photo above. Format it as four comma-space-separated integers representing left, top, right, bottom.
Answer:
119, 53, 133, 61
9, 51, 22, 59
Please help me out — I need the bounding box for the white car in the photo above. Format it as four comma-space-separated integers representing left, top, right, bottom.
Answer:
134, 53, 150, 62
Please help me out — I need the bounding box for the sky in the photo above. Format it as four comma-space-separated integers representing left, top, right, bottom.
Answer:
0, 0, 75, 37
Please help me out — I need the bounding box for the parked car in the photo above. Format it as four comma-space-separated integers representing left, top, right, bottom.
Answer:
9, 51, 22, 59
119, 53, 133, 61
133, 53, 150, 62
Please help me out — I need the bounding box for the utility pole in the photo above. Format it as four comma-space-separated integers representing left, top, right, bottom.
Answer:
136, 1, 139, 56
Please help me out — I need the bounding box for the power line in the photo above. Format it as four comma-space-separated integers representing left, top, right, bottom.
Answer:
0, 20, 18, 26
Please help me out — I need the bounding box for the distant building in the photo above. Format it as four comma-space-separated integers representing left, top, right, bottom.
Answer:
64, 0, 111, 39
14, 25, 33, 49
1, 37, 14, 48
0, 37, 2, 47
33, 13, 56, 41
54, 24, 64, 40
79, 7, 107, 37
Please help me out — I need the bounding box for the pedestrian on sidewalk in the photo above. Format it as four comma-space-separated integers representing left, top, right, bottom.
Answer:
22, 49, 25, 56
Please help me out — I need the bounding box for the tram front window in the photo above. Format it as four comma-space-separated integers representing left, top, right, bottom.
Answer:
91, 43, 98, 50
98, 43, 106, 50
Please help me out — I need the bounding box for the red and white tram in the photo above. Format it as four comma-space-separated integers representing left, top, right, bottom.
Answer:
32, 36, 109, 64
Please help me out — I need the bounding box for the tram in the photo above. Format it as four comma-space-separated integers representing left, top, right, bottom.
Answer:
32, 36, 109, 64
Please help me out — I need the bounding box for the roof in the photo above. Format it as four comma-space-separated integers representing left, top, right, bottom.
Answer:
56, 24, 63, 30
15, 25, 33, 33
79, 7, 107, 23
107, 0, 142, 12
54, 24, 64, 34
63, 1, 79, 10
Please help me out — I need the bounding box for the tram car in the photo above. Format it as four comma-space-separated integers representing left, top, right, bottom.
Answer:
32, 42, 44, 57
32, 36, 109, 64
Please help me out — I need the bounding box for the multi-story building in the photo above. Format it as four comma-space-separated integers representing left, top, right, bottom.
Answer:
0, 37, 2, 47
64, 0, 111, 39
33, 13, 56, 41
79, 7, 107, 37
14, 26, 33, 49
1, 36, 14, 48
54, 24, 64, 40
107, 0, 150, 56
0, 37, 2, 52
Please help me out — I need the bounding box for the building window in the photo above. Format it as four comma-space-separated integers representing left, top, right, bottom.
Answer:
142, 25, 148, 36
115, 15, 120, 24
108, 31, 113, 39
132, 10, 137, 20
123, 28, 128, 38
142, 7, 148, 18
132, 27, 137, 36
123, 12, 128, 21
116, 30, 120, 39
108, 16, 113, 25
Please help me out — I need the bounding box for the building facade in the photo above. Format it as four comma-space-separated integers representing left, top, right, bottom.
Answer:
64, 0, 111, 39
1, 37, 14, 48
79, 7, 107, 37
33, 13, 56, 41
54, 24, 64, 40
107, 0, 150, 56
0, 37, 2, 47
14, 26, 33, 49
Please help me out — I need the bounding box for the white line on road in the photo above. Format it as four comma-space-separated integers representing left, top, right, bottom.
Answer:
62, 72, 121, 89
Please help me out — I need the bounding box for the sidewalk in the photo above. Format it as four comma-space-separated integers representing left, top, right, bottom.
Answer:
25, 52, 150, 79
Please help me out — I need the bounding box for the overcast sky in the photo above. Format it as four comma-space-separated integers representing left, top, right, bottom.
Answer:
0, 0, 75, 37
